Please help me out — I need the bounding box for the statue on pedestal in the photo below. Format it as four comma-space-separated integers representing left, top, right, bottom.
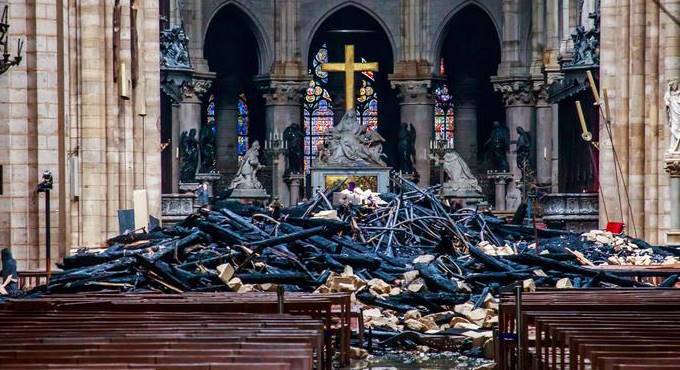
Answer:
398, 122, 416, 173
666, 79, 680, 152
442, 150, 482, 194
179, 129, 199, 183
484, 121, 510, 172
229, 140, 264, 190
284, 122, 304, 174
322, 111, 386, 167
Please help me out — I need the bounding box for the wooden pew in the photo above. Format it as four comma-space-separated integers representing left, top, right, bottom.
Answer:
497, 288, 680, 370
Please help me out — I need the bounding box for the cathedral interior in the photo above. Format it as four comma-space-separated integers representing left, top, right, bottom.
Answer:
0, 0, 679, 368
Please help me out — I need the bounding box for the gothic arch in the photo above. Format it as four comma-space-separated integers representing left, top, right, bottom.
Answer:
431, 1, 502, 75
203, 1, 272, 74
303, 2, 397, 72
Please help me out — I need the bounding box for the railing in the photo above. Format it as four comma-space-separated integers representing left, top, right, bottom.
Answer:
17, 271, 55, 291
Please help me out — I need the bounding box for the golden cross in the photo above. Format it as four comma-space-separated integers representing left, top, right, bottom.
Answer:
321, 44, 379, 112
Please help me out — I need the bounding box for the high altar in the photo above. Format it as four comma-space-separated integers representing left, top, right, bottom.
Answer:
309, 45, 391, 193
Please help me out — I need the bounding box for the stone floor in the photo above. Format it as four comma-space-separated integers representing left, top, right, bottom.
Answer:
343, 351, 493, 369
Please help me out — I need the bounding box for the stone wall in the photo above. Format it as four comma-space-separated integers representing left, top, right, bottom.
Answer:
0, 0, 160, 270
599, 0, 679, 243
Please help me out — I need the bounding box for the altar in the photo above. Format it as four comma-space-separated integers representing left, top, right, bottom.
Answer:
310, 165, 390, 193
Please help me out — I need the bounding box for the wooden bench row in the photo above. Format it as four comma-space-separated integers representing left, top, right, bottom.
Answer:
0, 292, 354, 369
2, 291, 353, 367
497, 288, 680, 370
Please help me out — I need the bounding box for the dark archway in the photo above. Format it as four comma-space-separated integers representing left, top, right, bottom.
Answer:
204, 4, 265, 183
438, 5, 504, 195
307, 6, 399, 167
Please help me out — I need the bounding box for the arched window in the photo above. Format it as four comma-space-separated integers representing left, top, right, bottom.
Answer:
236, 93, 249, 161
434, 84, 454, 140
303, 44, 334, 172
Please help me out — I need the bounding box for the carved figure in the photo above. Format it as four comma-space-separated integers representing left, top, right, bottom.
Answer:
515, 127, 532, 173
505, 183, 522, 210
398, 122, 417, 173
1, 248, 18, 295
199, 120, 216, 173
442, 151, 482, 193
284, 122, 305, 174
160, 26, 191, 69
317, 140, 330, 164
229, 140, 264, 190
484, 121, 510, 172
179, 129, 199, 183
665, 79, 680, 152
324, 111, 386, 167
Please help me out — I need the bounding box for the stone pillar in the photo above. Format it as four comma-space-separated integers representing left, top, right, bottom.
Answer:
452, 80, 478, 172
258, 79, 306, 205
533, 81, 553, 186
170, 103, 181, 193
285, 174, 304, 205
665, 154, 680, 244
215, 77, 240, 175
391, 79, 434, 185
492, 78, 535, 183
174, 76, 213, 190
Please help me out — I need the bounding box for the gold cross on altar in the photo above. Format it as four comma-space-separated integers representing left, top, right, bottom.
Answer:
321, 44, 379, 112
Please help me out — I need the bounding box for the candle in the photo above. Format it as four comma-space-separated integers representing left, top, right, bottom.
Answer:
575, 100, 591, 141
586, 70, 601, 104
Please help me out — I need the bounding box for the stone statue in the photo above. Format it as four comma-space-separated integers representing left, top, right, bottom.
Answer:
665, 79, 680, 152
1, 248, 18, 296
484, 121, 510, 172
284, 122, 304, 174
317, 140, 330, 163
199, 120, 217, 173
398, 122, 416, 173
515, 127, 532, 173
505, 183, 522, 210
229, 140, 264, 190
160, 26, 191, 69
442, 150, 482, 194
179, 129, 199, 183
323, 111, 386, 167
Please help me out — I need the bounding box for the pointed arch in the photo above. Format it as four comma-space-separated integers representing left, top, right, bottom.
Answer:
303, 2, 397, 73
203, 1, 272, 74
431, 1, 502, 75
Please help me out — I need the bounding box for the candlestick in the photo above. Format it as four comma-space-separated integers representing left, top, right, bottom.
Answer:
586, 70, 601, 104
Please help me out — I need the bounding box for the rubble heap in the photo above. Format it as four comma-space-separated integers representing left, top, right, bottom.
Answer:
15, 178, 680, 357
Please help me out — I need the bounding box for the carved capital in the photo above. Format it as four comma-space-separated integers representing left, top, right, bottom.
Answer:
182, 77, 213, 100
258, 79, 307, 106
532, 79, 550, 106
391, 79, 433, 104
492, 78, 535, 106
665, 153, 680, 177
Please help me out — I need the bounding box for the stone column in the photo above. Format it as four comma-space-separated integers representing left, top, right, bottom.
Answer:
177, 76, 213, 189
492, 78, 536, 183
215, 77, 240, 175
533, 80, 553, 186
391, 79, 434, 185
258, 79, 306, 205
452, 79, 479, 172
665, 154, 680, 244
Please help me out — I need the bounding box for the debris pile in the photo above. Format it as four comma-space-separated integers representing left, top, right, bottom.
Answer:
16, 177, 680, 359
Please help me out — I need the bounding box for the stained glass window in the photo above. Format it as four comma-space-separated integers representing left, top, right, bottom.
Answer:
237, 93, 249, 161
356, 68, 378, 131
303, 44, 334, 172
434, 84, 454, 140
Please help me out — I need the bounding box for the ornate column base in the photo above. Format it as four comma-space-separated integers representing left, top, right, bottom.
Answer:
488, 171, 512, 211
284, 173, 305, 205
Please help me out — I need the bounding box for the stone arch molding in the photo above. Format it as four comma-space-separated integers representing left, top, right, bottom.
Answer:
302, 1, 399, 71
430, 0, 503, 75
202, 0, 273, 75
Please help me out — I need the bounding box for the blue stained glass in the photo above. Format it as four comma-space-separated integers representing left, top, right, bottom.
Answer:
237, 94, 249, 159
